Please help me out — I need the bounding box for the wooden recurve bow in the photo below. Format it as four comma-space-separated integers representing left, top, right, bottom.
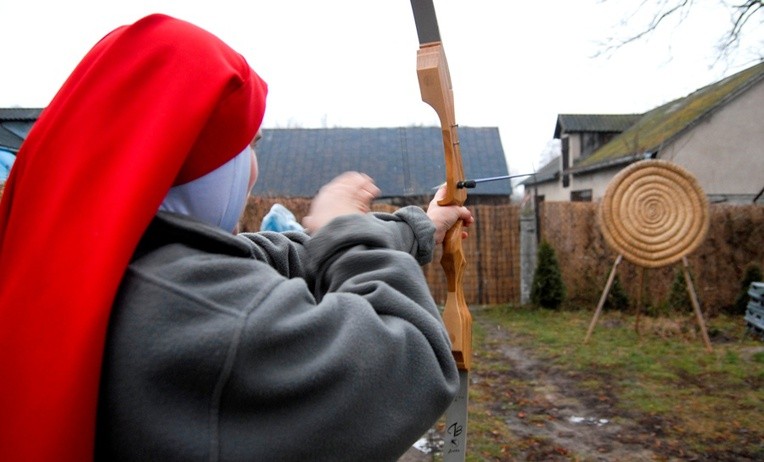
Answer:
409, 1, 472, 460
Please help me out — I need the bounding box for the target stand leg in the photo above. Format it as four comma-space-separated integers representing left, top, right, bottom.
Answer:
634, 267, 646, 338
585, 254, 623, 344
681, 257, 713, 352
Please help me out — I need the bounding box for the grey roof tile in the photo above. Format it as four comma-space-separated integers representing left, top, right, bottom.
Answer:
554, 113, 641, 138
0, 108, 43, 153
252, 127, 510, 198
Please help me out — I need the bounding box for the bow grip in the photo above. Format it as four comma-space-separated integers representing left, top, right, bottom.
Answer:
440, 220, 472, 370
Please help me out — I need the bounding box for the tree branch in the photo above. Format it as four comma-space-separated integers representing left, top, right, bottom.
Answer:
595, 0, 763, 66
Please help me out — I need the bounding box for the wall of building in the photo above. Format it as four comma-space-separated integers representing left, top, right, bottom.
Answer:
531, 180, 568, 202
661, 79, 764, 203
568, 166, 624, 201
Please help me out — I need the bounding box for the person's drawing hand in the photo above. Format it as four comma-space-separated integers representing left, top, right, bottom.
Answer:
303, 171, 380, 234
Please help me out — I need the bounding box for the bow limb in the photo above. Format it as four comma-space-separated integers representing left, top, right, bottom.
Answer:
416, 41, 472, 371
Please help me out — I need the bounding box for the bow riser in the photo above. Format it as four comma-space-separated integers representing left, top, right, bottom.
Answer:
415, 42, 472, 371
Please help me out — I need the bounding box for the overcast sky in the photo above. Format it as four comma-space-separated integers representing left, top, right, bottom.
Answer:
1, 0, 760, 181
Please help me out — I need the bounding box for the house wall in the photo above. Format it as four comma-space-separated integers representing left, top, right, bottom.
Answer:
660, 79, 764, 203
561, 134, 580, 189
560, 132, 632, 201
567, 133, 582, 161
531, 180, 568, 202
568, 167, 622, 201
532, 169, 615, 202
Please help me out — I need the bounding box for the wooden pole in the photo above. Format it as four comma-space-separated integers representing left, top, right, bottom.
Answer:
584, 254, 623, 344
634, 266, 645, 337
682, 257, 713, 352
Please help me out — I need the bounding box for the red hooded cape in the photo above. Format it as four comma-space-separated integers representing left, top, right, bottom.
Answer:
0, 14, 267, 461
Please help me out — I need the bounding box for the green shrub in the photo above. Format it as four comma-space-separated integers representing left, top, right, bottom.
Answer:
644, 300, 670, 318
733, 263, 762, 315
667, 268, 692, 313
531, 240, 566, 309
604, 274, 629, 311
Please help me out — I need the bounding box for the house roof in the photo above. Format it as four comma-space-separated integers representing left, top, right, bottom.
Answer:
0, 108, 43, 153
0, 108, 510, 198
570, 60, 764, 173
252, 127, 511, 198
554, 114, 641, 138
519, 155, 560, 186
0, 108, 42, 153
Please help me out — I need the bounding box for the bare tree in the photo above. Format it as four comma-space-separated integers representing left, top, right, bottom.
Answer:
596, 0, 763, 66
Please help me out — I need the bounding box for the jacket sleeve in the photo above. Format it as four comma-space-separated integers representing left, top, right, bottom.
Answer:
370, 205, 437, 266
219, 212, 459, 462
234, 230, 312, 280
235, 205, 436, 278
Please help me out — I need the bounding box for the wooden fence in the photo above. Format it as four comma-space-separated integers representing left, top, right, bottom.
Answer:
243, 198, 763, 314
539, 202, 764, 315
242, 197, 522, 306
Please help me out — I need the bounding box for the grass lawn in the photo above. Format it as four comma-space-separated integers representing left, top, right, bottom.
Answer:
454, 305, 764, 461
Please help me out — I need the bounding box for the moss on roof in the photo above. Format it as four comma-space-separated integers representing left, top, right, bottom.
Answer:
573, 61, 764, 171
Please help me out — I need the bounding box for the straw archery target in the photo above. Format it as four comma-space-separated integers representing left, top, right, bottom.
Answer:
599, 160, 709, 268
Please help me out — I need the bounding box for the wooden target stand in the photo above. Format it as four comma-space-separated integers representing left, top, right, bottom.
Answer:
583, 160, 713, 352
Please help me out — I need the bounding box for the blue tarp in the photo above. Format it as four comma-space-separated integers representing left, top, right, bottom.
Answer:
0, 149, 15, 181
260, 204, 303, 233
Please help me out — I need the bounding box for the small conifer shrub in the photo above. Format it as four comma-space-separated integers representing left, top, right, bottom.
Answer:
667, 268, 693, 313
605, 274, 630, 311
531, 240, 566, 309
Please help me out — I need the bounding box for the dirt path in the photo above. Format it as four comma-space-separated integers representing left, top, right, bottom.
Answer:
478, 317, 664, 461
400, 309, 671, 461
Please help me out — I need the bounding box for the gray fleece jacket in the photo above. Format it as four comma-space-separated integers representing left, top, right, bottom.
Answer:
96, 208, 458, 461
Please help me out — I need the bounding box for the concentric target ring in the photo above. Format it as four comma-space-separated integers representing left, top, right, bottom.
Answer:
599, 160, 709, 268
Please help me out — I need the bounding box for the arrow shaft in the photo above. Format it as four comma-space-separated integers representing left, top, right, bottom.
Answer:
457, 173, 535, 189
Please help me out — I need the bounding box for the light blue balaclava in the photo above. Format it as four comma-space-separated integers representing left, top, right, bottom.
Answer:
160, 145, 252, 232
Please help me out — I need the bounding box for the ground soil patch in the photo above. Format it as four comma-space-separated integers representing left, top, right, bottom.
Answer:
400, 308, 763, 461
